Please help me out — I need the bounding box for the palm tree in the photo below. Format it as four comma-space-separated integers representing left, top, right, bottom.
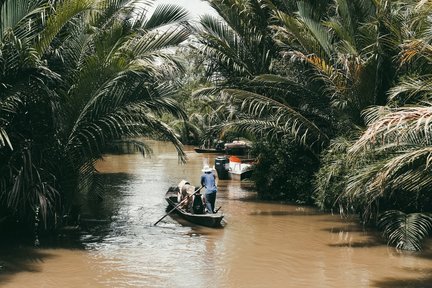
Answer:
317, 0, 432, 250
0, 0, 67, 229
189, 0, 279, 141
195, 0, 277, 81
0, 0, 190, 231
192, 0, 401, 154
378, 210, 432, 251
194, 0, 432, 250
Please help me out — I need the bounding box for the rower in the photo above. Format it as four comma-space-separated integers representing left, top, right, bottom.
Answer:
177, 180, 195, 210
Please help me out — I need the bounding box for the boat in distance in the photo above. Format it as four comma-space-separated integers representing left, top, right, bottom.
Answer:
165, 187, 224, 228
194, 140, 251, 155
193, 147, 225, 153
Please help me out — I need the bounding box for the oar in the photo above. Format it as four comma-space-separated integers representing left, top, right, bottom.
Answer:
153, 186, 203, 226
214, 206, 222, 213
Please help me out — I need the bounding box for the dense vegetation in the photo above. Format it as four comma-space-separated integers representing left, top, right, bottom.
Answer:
189, 0, 432, 251
0, 0, 189, 237
251, 140, 317, 204
1, 0, 432, 251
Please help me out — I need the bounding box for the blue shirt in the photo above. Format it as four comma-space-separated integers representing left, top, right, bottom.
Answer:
201, 173, 217, 194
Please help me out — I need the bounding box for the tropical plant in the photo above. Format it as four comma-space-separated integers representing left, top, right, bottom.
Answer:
378, 210, 432, 251
191, 0, 404, 155
0, 0, 190, 232
193, 0, 432, 249
186, 0, 281, 149
251, 139, 318, 203
0, 0, 66, 230
313, 136, 355, 211
315, 0, 432, 250
196, 0, 277, 81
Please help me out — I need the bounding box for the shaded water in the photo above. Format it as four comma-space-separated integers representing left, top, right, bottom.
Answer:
1, 140, 432, 288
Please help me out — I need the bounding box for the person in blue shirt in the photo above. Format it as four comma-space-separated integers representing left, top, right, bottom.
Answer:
200, 165, 217, 213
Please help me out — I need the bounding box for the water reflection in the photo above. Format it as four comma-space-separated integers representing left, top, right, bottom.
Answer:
0, 140, 432, 288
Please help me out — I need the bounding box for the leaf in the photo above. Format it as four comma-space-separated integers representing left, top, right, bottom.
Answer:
0, 127, 13, 150
378, 210, 432, 251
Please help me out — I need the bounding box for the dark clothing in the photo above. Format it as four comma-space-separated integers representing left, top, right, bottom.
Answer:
192, 193, 205, 214
205, 192, 216, 214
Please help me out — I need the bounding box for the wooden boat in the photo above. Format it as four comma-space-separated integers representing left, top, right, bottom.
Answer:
194, 147, 225, 153
165, 188, 224, 228
194, 140, 225, 154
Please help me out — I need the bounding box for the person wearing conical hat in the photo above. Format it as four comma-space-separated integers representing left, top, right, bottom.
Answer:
200, 165, 217, 213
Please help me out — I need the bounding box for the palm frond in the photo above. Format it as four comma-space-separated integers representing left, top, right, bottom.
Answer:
195, 17, 253, 76
297, 1, 334, 59
351, 105, 432, 153
388, 76, 432, 103
124, 26, 190, 57
35, 0, 94, 55
252, 74, 315, 93
0, 0, 47, 41
2, 146, 59, 224
378, 210, 432, 251
142, 4, 189, 30
88, 0, 136, 29
219, 88, 329, 152
272, 10, 317, 54
191, 86, 221, 98
0, 127, 12, 149
195, 0, 275, 78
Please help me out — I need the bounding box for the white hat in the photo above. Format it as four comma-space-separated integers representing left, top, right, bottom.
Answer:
202, 165, 213, 173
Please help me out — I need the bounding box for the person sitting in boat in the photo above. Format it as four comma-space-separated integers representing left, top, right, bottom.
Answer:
190, 189, 205, 214
200, 165, 217, 213
215, 140, 225, 151
177, 180, 195, 211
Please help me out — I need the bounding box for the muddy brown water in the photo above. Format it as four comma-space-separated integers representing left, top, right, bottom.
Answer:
1, 140, 431, 288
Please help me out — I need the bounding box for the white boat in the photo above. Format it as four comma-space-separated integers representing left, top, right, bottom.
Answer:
228, 156, 254, 180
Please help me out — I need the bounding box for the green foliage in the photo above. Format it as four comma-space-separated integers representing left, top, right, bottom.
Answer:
165, 48, 216, 145
189, 0, 432, 251
251, 139, 318, 203
198, 0, 277, 80
0, 0, 190, 233
313, 137, 352, 211
2, 0, 432, 252
378, 210, 432, 251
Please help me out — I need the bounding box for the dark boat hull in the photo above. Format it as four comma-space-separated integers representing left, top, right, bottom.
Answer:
165, 189, 224, 228
194, 148, 225, 153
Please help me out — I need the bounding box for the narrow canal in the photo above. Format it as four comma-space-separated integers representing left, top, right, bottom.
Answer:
1, 140, 431, 288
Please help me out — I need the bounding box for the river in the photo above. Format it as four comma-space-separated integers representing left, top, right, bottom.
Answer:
1, 140, 431, 288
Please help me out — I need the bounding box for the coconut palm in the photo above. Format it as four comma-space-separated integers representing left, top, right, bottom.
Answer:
0, 0, 190, 230
0, 0, 70, 227
196, 0, 277, 81
377, 210, 432, 251
192, 0, 404, 155
317, 0, 432, 250
192, 0, 326, 149
196, 0, 432, 249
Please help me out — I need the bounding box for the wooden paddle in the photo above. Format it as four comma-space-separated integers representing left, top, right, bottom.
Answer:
153, 186, 203, 226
